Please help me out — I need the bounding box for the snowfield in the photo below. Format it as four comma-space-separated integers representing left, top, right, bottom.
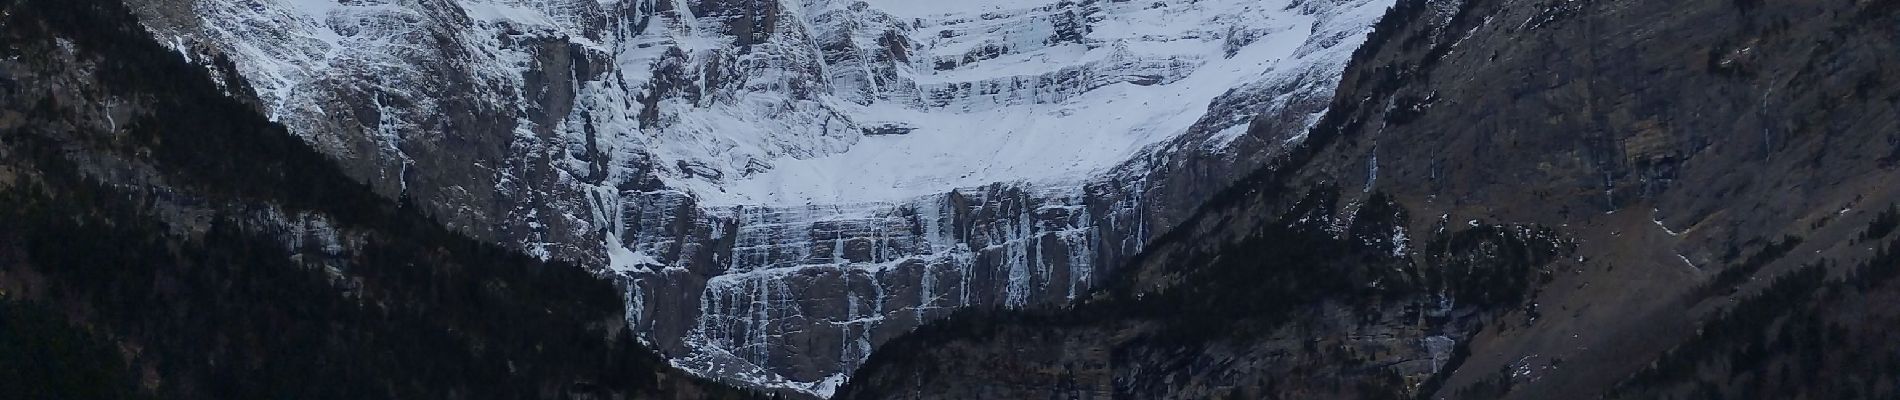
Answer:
143, 0, 1395, 396
688, 0, 1357, 205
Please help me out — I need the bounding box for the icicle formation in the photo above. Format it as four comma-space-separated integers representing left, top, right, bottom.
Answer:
630, 184, 1101, 397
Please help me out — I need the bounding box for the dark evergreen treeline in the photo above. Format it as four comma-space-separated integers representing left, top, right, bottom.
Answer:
0, 299, 149, 400
3, 0, 390, 223
1112, 188, 1408, 345
1612, 212, 1900, 399
1616, 260, 1831, 395
1862, 204, 1900, 243
0, 0, 763, 398
0, 159, 751, 398
1691, 235, 1804, 301
1423, 224, 1566, 310
1105, 190, 1563, 344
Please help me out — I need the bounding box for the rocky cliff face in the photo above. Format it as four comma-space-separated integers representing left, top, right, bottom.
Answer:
128, 0, 1395, 394
836, 0, 1900, 398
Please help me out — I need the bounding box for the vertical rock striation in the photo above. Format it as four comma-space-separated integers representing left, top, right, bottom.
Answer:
129, 0, 1395, 395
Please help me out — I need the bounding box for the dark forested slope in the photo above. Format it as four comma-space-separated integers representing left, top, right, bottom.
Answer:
0, 0, 762, 398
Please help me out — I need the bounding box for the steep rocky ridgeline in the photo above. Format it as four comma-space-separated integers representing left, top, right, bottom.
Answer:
0, 0, 761, 397
125, 0, 1396, 394
836, 0, 1900, 398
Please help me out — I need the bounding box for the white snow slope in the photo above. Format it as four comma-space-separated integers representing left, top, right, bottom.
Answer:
687, 0, 1382, 205
139, 0, 1395, 396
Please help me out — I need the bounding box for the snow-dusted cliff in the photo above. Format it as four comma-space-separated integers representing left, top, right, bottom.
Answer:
133, 0, 1392, 395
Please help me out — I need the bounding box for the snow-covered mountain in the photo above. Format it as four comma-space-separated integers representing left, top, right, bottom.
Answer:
132, 0, 1392, 395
